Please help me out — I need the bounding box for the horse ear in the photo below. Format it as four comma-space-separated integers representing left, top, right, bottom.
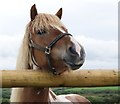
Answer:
55, 8, 62, 19
30, 4, 38, 21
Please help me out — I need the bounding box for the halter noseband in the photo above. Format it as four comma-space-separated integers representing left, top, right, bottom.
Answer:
29, 32, 72, 75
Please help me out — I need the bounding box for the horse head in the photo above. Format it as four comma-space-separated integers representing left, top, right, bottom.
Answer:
28, 4, 85, 75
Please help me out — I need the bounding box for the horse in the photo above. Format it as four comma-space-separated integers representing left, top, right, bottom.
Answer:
10, 4, 91, 104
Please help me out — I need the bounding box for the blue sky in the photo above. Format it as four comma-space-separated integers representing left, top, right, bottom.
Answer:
0, 0, 118, 70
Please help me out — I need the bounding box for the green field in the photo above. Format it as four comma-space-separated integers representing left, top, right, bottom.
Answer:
1, 87, 120, 104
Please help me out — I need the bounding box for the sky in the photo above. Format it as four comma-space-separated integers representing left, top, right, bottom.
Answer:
0, 0, 118, 70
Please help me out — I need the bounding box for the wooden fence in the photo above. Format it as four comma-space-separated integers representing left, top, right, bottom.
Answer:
0, 69, 119, 88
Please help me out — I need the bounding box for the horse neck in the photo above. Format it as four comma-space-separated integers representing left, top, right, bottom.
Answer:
21, 88, 50, 102
22, 64, 50, 102
14, 27, 50, 103
24, 58, 50, 102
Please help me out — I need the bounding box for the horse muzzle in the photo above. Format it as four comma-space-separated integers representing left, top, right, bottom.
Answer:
64, 44, 85, 70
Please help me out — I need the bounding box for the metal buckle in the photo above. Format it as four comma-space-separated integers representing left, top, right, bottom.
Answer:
45, 46, 51, 54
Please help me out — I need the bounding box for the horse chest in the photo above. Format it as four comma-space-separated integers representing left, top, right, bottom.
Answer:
21, 88, 49, 102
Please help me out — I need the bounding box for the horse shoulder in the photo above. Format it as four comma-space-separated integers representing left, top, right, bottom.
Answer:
49, 90, 72, 103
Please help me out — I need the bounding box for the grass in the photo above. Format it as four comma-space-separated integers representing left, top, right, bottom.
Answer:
1, 86, 120, 104
52, 86, 120, 104
53, 86, 119, 95
1, 88, 10, 103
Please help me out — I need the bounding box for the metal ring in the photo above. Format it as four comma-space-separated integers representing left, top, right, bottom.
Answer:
45, 46, 51, 54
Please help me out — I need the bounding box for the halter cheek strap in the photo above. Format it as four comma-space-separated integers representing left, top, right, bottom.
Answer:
29, 33, 72, 75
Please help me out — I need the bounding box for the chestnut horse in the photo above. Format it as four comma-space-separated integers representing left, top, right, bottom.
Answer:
10, 4, 91, 104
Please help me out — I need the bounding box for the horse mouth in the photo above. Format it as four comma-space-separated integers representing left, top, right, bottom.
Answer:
64, 59, 83, 70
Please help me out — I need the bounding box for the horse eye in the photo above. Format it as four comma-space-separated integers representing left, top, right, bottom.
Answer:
37, 30, 46, 35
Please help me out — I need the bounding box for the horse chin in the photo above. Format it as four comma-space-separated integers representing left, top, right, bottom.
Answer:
68, 62, 83, 70
63, 60, 83, 70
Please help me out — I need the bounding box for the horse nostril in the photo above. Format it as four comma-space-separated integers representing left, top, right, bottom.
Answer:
69, 46, 77, 55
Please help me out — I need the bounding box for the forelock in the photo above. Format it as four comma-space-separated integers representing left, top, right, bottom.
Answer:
31, 13, 66, 32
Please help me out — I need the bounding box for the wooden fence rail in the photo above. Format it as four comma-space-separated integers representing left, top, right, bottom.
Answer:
0, 69, 119, 88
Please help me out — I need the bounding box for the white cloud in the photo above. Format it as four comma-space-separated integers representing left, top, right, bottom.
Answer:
0, 35, 22, 69
75, 35, 118, 69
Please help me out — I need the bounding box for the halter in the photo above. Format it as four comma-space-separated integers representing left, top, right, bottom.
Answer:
29, 32, 72, 75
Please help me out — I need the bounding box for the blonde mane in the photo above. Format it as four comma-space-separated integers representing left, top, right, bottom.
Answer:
16, 23, 30, 70
16, 13, 66, 70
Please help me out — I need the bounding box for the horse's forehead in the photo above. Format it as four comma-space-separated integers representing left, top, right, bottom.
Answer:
30, 14, 67, 33
33, 14, 63, 26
